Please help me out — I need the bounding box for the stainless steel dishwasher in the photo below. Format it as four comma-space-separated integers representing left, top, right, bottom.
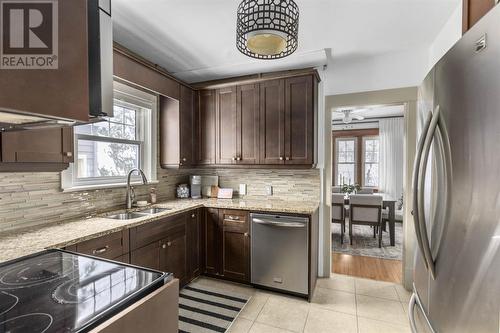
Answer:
250, 213, 309, 296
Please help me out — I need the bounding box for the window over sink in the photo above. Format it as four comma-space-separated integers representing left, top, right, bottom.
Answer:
62, 82, 158, 191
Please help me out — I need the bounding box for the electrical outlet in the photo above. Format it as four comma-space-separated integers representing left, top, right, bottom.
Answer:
239, 184, 247, 196
266, 185, 273, 196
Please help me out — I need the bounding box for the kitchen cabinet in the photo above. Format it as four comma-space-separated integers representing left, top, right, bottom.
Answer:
259, 79, 286, 164
159, 222, 188, 286
130, 241, 160, 270
462, 0, 498, 33
203, 208, 223, 276
159, 86, 196, 168
284, 75, 315, 165
216, 87, 238, 164
236, 84, 260, 165
65, 230, 130, 264
197, 90, 217, 165
1, 127, 74, 170
202, 208, 250, 283
191, 70, 317, 167
187, 209, 202, 281
221, 210, 250, 282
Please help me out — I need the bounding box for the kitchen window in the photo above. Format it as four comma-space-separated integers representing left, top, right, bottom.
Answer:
62, 82, 157, 191
363, 137, 379, 187
335, 138, 357, 185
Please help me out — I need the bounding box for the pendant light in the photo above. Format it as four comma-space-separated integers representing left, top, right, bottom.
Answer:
236, 0, 299, 59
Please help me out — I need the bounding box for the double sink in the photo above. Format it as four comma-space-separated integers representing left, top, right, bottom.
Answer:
106, 207, 172, 220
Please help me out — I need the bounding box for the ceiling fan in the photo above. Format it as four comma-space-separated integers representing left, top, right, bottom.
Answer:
333, 109, 365, 124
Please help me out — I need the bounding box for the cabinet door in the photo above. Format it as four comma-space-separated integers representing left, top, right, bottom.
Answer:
221, 210, 250, 282
197, 90, 216, 165
259, 79, 285, 164
160, 223, 188, 286
180, 85, 195, 167
236, 84, 260, 165
284, 75, 314, 165
1, 128, 74, 164
216, 87, 238, 164
203, 208, 222, 276
463, 0, 497, 33
131, 242, 160, 271
187, 210, 201, 281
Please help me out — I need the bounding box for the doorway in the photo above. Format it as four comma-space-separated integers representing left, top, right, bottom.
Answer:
331, 105, 405, 283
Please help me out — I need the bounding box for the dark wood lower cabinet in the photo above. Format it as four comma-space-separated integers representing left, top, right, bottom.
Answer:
131, 241, 160, 270
160, 223, 188, 286
221, 210, 250, 282
187, 209, 202, 281
202, 208, 250, 283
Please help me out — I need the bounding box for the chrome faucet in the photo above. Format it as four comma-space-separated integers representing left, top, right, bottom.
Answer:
126, 168, 148, 209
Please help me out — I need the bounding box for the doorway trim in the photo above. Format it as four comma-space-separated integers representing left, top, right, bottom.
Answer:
324, 87, 418, 289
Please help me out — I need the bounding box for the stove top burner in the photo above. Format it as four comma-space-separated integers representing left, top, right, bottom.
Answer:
0, 313, 53, 333
0, 257, 77, 289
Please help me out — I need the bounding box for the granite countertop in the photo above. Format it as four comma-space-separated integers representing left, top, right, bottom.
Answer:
0, 198, 319, 263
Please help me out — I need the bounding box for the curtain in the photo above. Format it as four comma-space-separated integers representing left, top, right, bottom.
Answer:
379, 118, 404, 203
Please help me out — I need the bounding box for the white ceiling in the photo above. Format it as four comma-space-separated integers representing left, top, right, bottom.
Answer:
112, 0, 461, 94
332, 104, 405, 121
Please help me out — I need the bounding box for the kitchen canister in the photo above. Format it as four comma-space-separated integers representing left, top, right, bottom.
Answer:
176, 184, 190, 199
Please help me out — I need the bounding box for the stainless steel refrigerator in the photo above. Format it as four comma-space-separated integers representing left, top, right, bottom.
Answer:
410, 5, 500, 333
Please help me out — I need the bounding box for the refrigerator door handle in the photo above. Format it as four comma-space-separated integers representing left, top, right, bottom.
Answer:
409, 283, 437, 333
412, 111, 433, 271
418, 105, 441, 279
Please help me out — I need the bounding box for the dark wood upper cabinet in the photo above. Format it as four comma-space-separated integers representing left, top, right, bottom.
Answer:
197, 90, 217, 165
159, 86, 196, 168
259, 79, 286, 165
221, 210, 250, 283
284, 75, 315, 165
236, 84, 260, 165
1, 127, 74, 170
216, 87, 238, 164
462, 0, 497, 33
180, 86, 196, 167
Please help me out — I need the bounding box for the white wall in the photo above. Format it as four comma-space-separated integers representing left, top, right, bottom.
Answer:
325, 48, 429, 96
428, 2, 463, 70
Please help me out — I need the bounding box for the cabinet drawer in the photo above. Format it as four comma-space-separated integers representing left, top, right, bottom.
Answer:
76, 230, 129, 260
130, 213, 186, 250
221, 209, 248, 230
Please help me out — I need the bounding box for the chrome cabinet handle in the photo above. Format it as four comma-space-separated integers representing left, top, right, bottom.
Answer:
232, 157, 236, 161
162, 244, 166, 249
92, 246, 109, 255
236, 157, 241, 161
226, 215, 240, 221
285, 156, 290, 161
279, 156, 284, 161
64, 152, 73, 157
412, 111, 432, 273
253, 218, 305, 228
167, 241, 172, 247
191, 213, 196, 218
244, 232, 249, 237
182, 157, 187, 162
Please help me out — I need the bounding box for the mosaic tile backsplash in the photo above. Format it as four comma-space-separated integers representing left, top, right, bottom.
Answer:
0, 168, 319, 231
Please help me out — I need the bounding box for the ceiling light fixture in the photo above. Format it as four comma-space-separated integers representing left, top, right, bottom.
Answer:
236, 0, 299, 59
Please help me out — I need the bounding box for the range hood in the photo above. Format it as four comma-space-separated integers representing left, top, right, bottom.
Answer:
0, 0, 113, 131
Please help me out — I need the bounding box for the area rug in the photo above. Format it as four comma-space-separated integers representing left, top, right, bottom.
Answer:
332, 221, 403, 260
178, 283, 250, 333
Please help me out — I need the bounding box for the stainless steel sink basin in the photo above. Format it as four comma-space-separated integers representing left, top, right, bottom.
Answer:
137, 207, 172, 214
106, 212, 147, 220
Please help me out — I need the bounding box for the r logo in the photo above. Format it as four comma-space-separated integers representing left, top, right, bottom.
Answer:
0, 0, 58, 69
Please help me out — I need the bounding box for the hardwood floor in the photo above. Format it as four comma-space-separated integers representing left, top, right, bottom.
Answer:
332, 253, 402, 283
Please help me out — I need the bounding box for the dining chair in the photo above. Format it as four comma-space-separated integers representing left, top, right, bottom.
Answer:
332, 186, 342, 193
357, 188, 374, 194
332, 194, 346, 243
349, 194, 383, 247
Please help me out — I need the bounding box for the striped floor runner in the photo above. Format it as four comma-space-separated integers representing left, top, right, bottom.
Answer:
178, 283, 250, 333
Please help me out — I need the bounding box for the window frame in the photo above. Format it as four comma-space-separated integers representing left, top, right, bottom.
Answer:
334, 137, 358, 185
61, 82, 158, 192
362, 135, 380, 188
332, 129, 379, 190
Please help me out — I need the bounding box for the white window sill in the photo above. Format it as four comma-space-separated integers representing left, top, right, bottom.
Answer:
61, 180, 159, 193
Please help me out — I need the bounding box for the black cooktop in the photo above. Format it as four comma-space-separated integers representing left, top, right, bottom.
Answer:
0, 249, 170, 332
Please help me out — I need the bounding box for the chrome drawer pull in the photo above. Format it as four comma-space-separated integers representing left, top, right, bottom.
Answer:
92, 246, 109, 255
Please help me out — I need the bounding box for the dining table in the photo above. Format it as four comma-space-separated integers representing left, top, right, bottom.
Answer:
343, 192, 397, 246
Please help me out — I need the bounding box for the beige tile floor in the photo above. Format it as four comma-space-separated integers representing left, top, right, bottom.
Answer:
194, 273, 412, 333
